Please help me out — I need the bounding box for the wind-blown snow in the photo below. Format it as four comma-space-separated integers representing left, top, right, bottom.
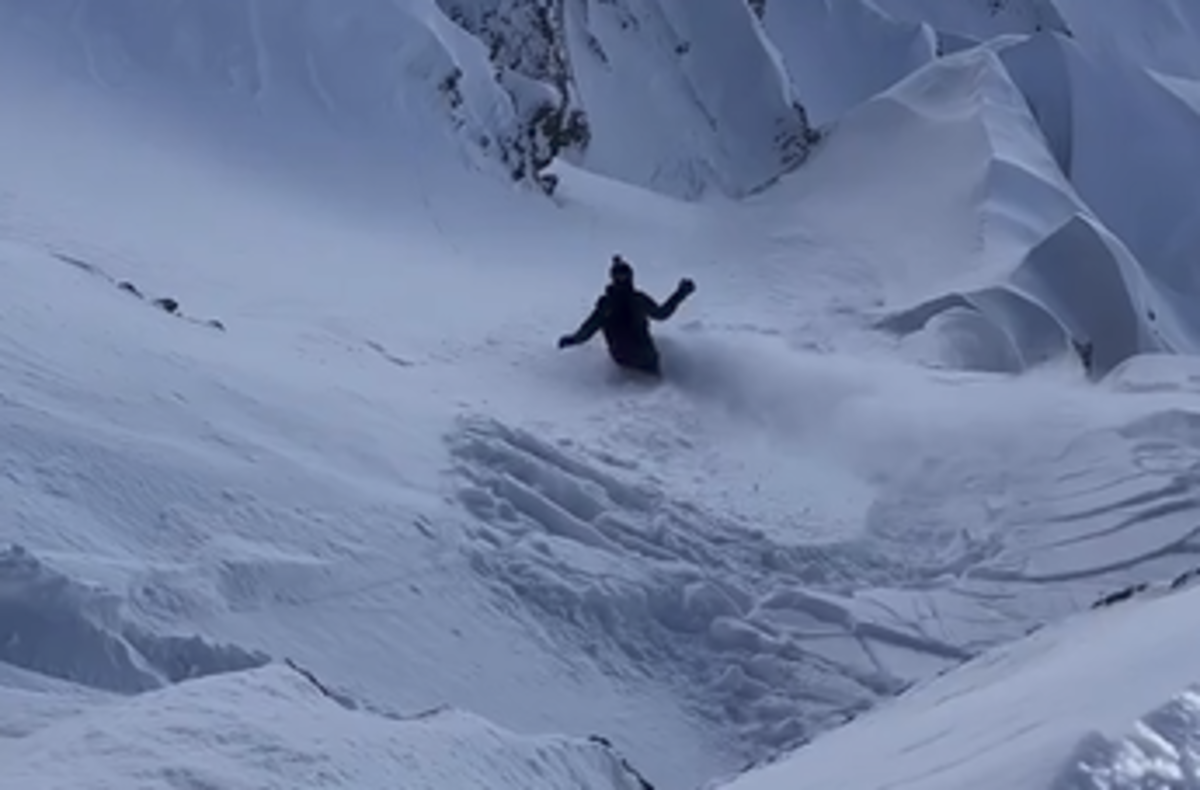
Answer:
3, 1, 1200, 789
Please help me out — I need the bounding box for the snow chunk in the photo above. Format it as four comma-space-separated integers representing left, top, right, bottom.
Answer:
0, 545, 268, 694
1055, 686, 1200, 789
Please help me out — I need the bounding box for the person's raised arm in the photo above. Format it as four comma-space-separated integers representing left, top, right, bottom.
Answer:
642, 278, 695, 321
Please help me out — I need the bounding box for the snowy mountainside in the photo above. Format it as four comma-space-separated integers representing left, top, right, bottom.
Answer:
437, 0, 816, 198
3, 1, 1200, 790
870, 0, 1070, 40
758, 0, 937, 128
0, 0, 815, 201
0, 0, 538, 188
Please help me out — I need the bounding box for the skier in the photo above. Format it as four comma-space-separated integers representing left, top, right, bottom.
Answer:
557, 255, 695, 377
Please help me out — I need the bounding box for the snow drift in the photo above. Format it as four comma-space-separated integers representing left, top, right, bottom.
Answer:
758, 0, 938, 128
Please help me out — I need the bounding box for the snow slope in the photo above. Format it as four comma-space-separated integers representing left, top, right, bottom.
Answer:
2, 662, 654, 790
558, 0, 812, 199
721, 575, 1200, 790
870, 0, 1069, 40
760, 0, 937, 128
436, 0, 816, 199
2, 1, 1200, 790
877, 0, 1200, 79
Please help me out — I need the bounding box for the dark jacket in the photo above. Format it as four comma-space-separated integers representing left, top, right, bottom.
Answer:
560, 279, 693, 374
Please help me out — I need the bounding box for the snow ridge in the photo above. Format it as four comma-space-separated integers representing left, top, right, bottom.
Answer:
859, 32, 1200, 376
0, 0, 816, 199
1, 663, 655, 790
0, 545, 268, 695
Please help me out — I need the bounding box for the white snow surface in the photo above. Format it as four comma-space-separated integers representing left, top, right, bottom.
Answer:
761, 0, 938, 128
723, 576, 1200, 790
2, 662, 652, 790
2, 1, 1200, 789
561, 0, 812, 198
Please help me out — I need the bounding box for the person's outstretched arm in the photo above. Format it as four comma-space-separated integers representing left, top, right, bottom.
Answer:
641, 278, 695, 321
559, 297, 607, 347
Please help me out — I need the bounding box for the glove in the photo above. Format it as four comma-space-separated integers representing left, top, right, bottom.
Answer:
557, 335, 574, 349
678, 277, 696, 296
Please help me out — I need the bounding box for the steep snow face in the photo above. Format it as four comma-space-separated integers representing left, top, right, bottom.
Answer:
834, 33, 1200, 377
720, 577, 1200, 790
557, 0, 814, 199
869, 0, 1069, 40
0, 0, 815, 201
1050, 0, 1200, 79
758, 0, 938, 127
770, 43, 1077, 305
439, 0, 821, 198
432, 0, 590, 178
874, 0, 1200, 77
994, 31, 1200, 364
1037, 39, 1200, 302
0, 0, 531, 189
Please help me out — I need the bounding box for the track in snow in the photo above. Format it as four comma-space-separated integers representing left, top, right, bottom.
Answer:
442, 388, 1200, 763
